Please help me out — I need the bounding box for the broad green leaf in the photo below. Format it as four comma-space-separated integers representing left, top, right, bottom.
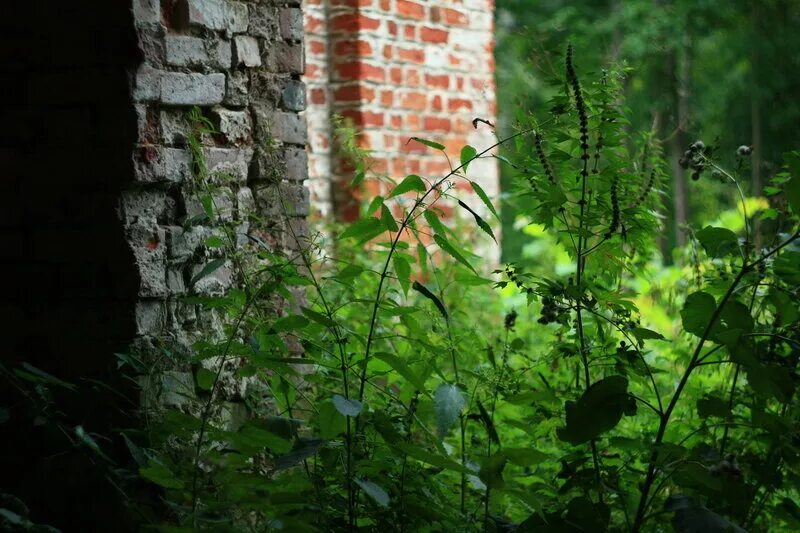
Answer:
204, 235, 224, 248
696, 226, 740, 258
195, 367, 215, 391
354, 478, 390, 508
434, 234, 477, 274
233, 423, 293, 454
774, 251, 800, 285
769, 288, 799, 326
503, 447, 549, 466
785, 151, 800, 214
460, 145, 478, 172
412, 281, 447, 319
434, 383, 465, 437
380, 204, 398, 231
667, 495, 746, 533
191, 257, 226, 286
317, 401, 345, 439
423, 209, 447, 235
395, 443, 468, 473
374, 352, 426, 391
470, 181, 500, 221
630, 327, 667, 344
696, 395, 731, 418
272, 314, 310, 332
680, 292, 717, 337
339, 217, 386, 243
458, 200, 496, 243
140, 461, 184, 489
409, 137, 445, 151
387, 174, 426, 198
479, 452, 508, 489
366, 195, 384, 216
393, 255, 411, 295
557, 376, 635, 444
332, 394, 363, 417
301, 307, 337, 328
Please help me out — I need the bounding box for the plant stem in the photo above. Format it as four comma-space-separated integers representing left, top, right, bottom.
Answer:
631, 230, 800, 532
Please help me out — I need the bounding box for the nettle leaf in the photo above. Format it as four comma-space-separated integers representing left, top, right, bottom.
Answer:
460, 145, 478, 172
374, 352, 426, 391
332, 394, 363, 417
412, 281, 447, 319
366, 195, 384, 216
339, 217, 386, 243
680, 292, 717, 337
476, 401, 500, 444
195, 367, 215, 391
409, 137, 445, 151
380, 204, 399, 231
695, 226, 740, 258
434, 383, 465, 437
434, 234, 477, 274
774, 251, 800, 285
423, 209, 448, 235
470, 181, 499, 221
746, 363, 796, 402
458, 200, 497, 243
785, 151, 800, 214
696, 395, 731, 418
317, 400, 345, 439
479, 452, 508, 489
393, 255, 411, 295
395, 443, 468, 473
387, 174, 426, 198
272, 314, 309, 332
301, 307, 337, 328
191, 257, 226, 286
503, 447, 549, 466
140, 461, 184, 489
557, 376, 635, 445
631, 327, 667, 345
354, 478, 390, 508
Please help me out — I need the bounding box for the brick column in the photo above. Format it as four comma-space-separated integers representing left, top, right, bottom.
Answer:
305, 0, 499, 258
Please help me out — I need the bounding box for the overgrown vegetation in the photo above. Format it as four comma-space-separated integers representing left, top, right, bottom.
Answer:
3, 46, 800, 532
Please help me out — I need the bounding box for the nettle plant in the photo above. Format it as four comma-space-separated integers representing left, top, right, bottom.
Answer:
131, 46, 800, 533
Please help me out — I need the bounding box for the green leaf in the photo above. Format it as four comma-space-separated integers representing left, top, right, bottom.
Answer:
458, 200, 496, 243
332, 394, 363, 417
272, 314, 310, 332
190, 258, 226, 286
695, 226, 740, 258
75, 425, 112, 462
387, 174, 426, 198
470, 181, 499, 221
393, 255, 411, 296
434, 234, 477, 274
423, 209, 447, 235
631, 327, 667, 344
433, 383, 465, 438
476, 401, 500, 444
204, 235, 225, 248
479, 452, 508, 489
380, 204, 398, 231
140, 461, 184, 489
339, 217, 386, 243
502, 447, 549, 466
784, 151, 800, 214
195, 367, 215, 391
301, 307, 337, 328
410, 137, 445, 151
366, 195, 384, 216
460, 145, 478, 172
696, 395, 731, 418
374, 352, 426, 391
354, 479, 390, 508
557, 376, 635, 444
412, 281, 447, 319
317, 400, 345, 439
395, 443, 468, 473
680, 292, 717, 337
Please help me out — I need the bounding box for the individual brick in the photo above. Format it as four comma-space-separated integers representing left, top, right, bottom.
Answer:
233, 35, 261, 67
225, 70, 250, 106
263, 42, 304, 75
285, 147, 308, 182
128, 222, 168, 298
281, 79, 306, 111
135, 146, 192, 183
249, 4, 278, 39
133, 0, 160, 25
165, 35, 207, 67
211, 107, 252, 144
205, 147, 254, 183
279, 8, 303, 41
135, 300, 166, 335
132, 65, 162, 102
226, 2, 249, 34
160, 72, 226, 105
176, 0, 226, 30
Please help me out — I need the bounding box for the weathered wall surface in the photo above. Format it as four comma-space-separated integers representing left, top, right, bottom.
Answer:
128, 0, 309, 352
304, 0, 499, 246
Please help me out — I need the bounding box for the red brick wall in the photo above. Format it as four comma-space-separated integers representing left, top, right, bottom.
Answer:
304, 0, 499, 248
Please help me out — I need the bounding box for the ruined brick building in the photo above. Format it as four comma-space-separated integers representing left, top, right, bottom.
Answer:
0, 0, 496, 527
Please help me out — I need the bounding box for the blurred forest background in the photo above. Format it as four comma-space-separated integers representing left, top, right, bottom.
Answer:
495, 0, 800, 262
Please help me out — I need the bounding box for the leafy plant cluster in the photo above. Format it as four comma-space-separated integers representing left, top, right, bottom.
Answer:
4, 47, 800, 532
